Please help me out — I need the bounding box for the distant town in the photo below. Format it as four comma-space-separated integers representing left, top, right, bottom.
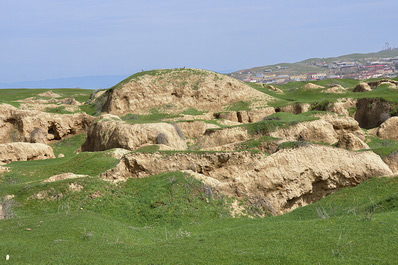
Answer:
230, 49, 398, 84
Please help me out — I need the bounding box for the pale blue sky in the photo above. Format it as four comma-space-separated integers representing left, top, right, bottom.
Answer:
0, 0, 396, 83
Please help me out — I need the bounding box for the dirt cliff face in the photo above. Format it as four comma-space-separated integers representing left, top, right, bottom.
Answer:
0, 104, 94, 144
0, 142, 55, 164
354, 98, 396, 129
81, 119, 187, 152
99, 145, 392, 215
101, 69, 272, 116
377, 117, 398, 140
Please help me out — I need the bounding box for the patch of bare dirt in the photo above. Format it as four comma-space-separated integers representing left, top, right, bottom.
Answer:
43, 173, 89, 183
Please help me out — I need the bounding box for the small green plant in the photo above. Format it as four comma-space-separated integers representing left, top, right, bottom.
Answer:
227, 101, 251, 111
181, 108, 206, 116
81, 228, 94, 241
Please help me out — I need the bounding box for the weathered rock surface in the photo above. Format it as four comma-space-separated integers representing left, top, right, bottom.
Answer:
275, 104, 311, 114
377, 117, 398, 140
101, 69, 272, 116
326, 98, 357, 117
323, 84, 346, 94
302, 83, 324, 90
81, 119, 187, 152
353, 79, 398, 92
368, 79, 398, 89
0, 142, 55, 164
266, 85, 283, 93
353, 82, 372, 92
214, 107, 275, 124
0, 104, 94, 144
320, 114, 365, 140
177, 121, 219, 138
247, 107, 276, 122
100, 145, 392, 214
197, 127, 249, 149
269, 115, 365, 145
270, 120, 338, 144
336, 133, 369, 150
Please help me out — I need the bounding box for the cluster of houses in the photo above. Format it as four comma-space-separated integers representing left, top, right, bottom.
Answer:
232, 55, 398, 84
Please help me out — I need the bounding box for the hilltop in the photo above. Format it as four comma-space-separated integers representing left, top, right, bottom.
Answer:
1, 69, 398, 263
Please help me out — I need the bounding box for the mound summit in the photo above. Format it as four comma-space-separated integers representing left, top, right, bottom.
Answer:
100, 68, 272, 115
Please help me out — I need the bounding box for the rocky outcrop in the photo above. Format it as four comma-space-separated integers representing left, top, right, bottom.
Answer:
368, 79, 398, 89
354, 98, 396, 129
214, 107, 275, 123
302, 83, 324, 90
275, 104, 311, 114
0, 104, 94, 144
0, 142, 55, 164
326, 98, 357, 117
336, 133, 369, 150
353, 82, 372, 92
197, 127, 249, 149
321, 114, 365, 140
269, 115, 365, 145
177, 121, 219, 138
100, 145, 392, 214
323, 84, 346, 94
270, 120, 338, 144
377, 117, 398, 140
247, 108, 276, 122
101, 69, 272, 116
353, 79, 398, 92
81, 119, 187, 152
266, 85, 283, 93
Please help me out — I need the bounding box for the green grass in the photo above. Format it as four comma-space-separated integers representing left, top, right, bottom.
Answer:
0, 88, 93, 107
181, 108, 207, 116
250, 78, 398, 109
44, 106, 74, 114
366, 136, 398, 158
0, 152, 119, 189
1, 175, 397, 264
50, 134, 87, 157
226, 100, 251, 111
78, 103, 97, 115
244, 112, 319, 135
121, 109, 182, 124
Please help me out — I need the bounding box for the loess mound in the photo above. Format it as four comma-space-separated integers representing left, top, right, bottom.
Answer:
81, 119, 187, 152
100, 145, 392, 214
0, 104, 94, 144
0, 142, 55, 164
101, 68, 273, 115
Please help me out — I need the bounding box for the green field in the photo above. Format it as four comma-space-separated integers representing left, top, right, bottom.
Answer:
2, 76, 398, 264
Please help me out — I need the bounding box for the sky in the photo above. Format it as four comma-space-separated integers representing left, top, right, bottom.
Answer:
0, 0, 397, 83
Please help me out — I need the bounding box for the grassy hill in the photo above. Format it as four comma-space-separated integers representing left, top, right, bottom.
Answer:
2, 76, 398, 264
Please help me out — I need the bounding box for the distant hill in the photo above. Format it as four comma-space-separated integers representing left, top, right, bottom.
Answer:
231, 50, 398, 80
0, 75, 129, 89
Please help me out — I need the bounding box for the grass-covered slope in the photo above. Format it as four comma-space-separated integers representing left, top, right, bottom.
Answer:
0, 175, 397, 264
0, 88, 93, 107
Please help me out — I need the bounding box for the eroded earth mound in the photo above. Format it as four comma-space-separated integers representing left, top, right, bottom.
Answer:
0, 104, 94, 144
100, 145, 392, 214
101, 68, 272, 115
0, 142, 55, 164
